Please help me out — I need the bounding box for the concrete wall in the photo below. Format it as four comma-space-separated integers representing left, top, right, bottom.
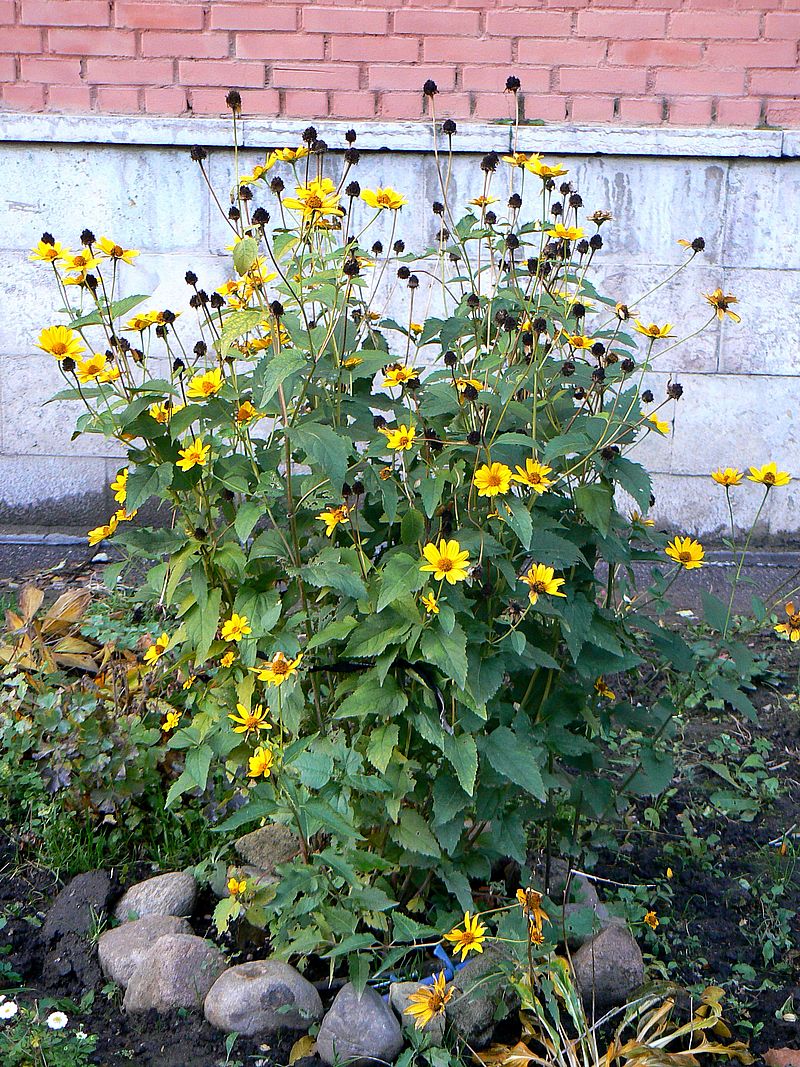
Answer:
0, 113, 798, 537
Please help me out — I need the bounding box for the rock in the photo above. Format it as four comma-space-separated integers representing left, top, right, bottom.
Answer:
389, 981, 445, 1044
204, 960, 323, 1035
571, 924, 645, 1014
42, 870, 115, 942
98, 914, 192, 988
41, 932, 102, 991
122, 933, 226, 1013
765, 1050, 800, 1067
114, 871, 197, 922
234, 824, 302, 875
445, 944, 517, 1049
316, 983, 404, 1066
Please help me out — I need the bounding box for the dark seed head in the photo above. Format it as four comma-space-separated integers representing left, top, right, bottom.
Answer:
432, 201, 445, 216
462, 383, 479, 401
373, 414, 387, 430
61, 356, 76, 373
397, 265, 410, 280
692, 237, 705, 252
172, 358, 185, 373
423, 79, 438, 97
589, 234, 603, 251
225, 89, 242, 112
194, 341, 207, 356
252, 207, 270, 225
80, 228, 95, 246
210, 293, 224, 310
302, 126, 317, 144
591, 342, 605, 358
480, 151, 499, 173
484, 210, 497, 226
467, 430, 481, 445
393, 240, 405, 254
344, 147, 360, 166
270, 176, 285, 195
621, 357, 635, 373
667, 381, 683, 400
505, 75, 521, 92
407, 274, 419, 289
444, 350, 457, 367
270, 300, 284, 317
561, 360, 575, 377
185, 270, 198, 286
345, 128, 357, 144
642, 389, 654, 404
466, 293, 480, 309
508, 193, 522, 210
228, 206, 241, 221
345, 180, 361, 198
442, 118, 457, 136
371, 241, 383, 255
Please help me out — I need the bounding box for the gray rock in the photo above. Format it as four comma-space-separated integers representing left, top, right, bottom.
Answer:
114, 871, 197, 922
204, 960, 323, 1035
234, 824, 301, 875
98, 914, 192, 987
445, 944, 517, 1049
571, 924, 645, 1014
316, 983, 404, 1066
389, 981, 445, 1044
123, 933, 227, 1013
42, 870, 115, 942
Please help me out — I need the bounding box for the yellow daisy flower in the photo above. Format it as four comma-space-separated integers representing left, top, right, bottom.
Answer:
76, 353, 113, 384
420, 539, 470, 584
97, 237, 139, 263
220, 613, 251, 642
644, 911, 659, 930
186, 368, 224, 400
253, 651, 303, 686
360, 187, 407, 211
501, 151, 530, 167
405, 973, 453, 1031
220, 651, 236, 668
512, 459, 553, 494
711, 467, 743, 487
520, 563, 566, 606
421, 591, 439, 615
87, 514, 119, 546
149, 400, 184, 424
317, 504, 349, 537
228, 702, 271, 735
469, 194, 498, 207
384, 423, 417, 451
525, 155, 568, 179
647, 413, 670, 435
30, 238, 69, 263
444, 911, 487, 961
236, 400, 261, 424
176, 437, 210, 472
162, 710, 181, 732
248, 745, 274, 778
283, 177, 343, 224
227, 876, 248, 896
36, 325, 85, 361
634, 321, 673, 339
547, 223, 584, 242
594, 676, 616, 700
775, 602, 800, 642
110, 468, 128, 504
703, 288, 741, 323
665, 536, 704, 569
383, 363, 419, 388
60, 250, 100, 273
144, 632, 170, 665
473, 462, 512, 498
747, 462, 791, 488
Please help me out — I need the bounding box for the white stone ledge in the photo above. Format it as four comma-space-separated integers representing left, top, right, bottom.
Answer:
0, 111, 792, 159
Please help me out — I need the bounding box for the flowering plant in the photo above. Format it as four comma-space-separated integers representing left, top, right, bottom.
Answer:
30, 84, 780, 962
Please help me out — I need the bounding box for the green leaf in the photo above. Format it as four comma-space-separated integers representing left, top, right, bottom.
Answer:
392, 912, 438, 943
292, 749, 334, 790
608, 456, 652, 512
306, 616, 357, 651
337, 674, 407, 719
421, 622, 468, 689
126, 462, 173, 513
68, 293, 148, 329
216, 308, 264, 358
395, 810, 441, 858
292, 423, 350, 492
303, 548, 366, 601
304, 799, 362, 840
400, 508, 425, 546
701, 589, 730, 633
420, 471, 447, 518
499, 496, 533, 549
442, 733, 478, 796
233, 236, 259, 275
187, 586, 222, 664
234, 501, 263, 542
258, 349, 307, 407
345, 615, 411, 658
376, 552, 426, 612
366, 723, 400, 774
483, 726, 546, 800
574, 483, 614, 536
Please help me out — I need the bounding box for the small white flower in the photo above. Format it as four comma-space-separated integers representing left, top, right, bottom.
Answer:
46, 1010, 69, 1030
75, 1029, 89, 1040
0, 1001, 19, 1020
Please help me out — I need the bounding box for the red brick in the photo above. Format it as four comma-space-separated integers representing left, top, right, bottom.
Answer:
304, 7, 388, 33
47, 28, 137, 56
1, 26, 44, 52
0, 0, 15, 19
522, 94, 570, 122
704, 40, 798, 67
21, 0, 109, 26
144, 86, 190, 112
96, 86, 142, 111
715, 97, 763, 124
653, 68, 747, 95
3, 82, 46, 109
329, 90, 376, 118
668, 98, 714, 123
473, 91, 520, 119
461, 64, 549, 93
576, 9, 667, 38
764, 12, 800, 37
178, 59, 265, 86
272, 64, 360, 90
369, 64, 455, 91
394, 8, 480, 35
236, 32, 324, 61
0, 56, 17, 81
667, 11, 760, 38
48, 84, 93, 110
378, 90, 426, 118
209, 4, 298, 31
559, 66, 648, 94
765, 97, 800, 124
190, 86, 279, 114
570, 96, 616, 121
20, 56, 82, 81
423, 36, 512, 63
518, 38, 607, 65
749, 69, 800, 93
608, 40, 703, 66
618, 97, 665, 122
431, 91, 475, 118
115, 2, 204, 30
282, 89, 329, 118
331, 35, 418, 62
485, 10, 572, 35
86, 57, 175, 83
141, 31, 229, 58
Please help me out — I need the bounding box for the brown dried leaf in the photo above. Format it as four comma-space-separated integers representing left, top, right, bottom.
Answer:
41, 589, 91, 635
18, 584, 44, 622
289, 1036, 316, 1064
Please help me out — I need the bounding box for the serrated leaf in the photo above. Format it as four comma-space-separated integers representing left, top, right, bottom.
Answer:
574, 482, 614, 536
292, 423, 350, 492
366, 723, 399, 774
400, 508, 425, 546
258, 349, 307, 407
234, 500, 263, 542
337, 674, 407, 719
216, 308, 263, 358
376, 552, 426, 612
442, 732, 478, 796
421, 622, 468, 689
500, 496, 533, 549
126, 462, 173, 513
303, 548, 366, 600
233, 236, 259, 275
483, 726, 546, 800
395, 810, 441, 857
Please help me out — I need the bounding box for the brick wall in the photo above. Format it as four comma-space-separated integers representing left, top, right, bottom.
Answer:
0, 0, 798, 126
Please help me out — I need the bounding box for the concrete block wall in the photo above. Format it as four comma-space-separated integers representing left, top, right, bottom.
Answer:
0, 112, 798, 536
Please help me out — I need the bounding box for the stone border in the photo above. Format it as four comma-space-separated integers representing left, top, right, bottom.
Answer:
0, 111, 794, 158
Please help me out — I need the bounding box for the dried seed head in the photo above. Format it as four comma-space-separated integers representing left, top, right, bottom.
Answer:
345, 180, 361, 198
505, 75, 521, 92
252, 207, 270, 225
302, 126, 317, 144
423, 79, 438, 97
80, 228, 95, 246
226, 89, 242, 112
270, 176, 285, 195
442, 118, 457, 136
190, 145, 207, 162
467, 430, 481, 445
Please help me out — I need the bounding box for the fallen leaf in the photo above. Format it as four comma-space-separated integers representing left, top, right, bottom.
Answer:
289, 1035, 316, 1064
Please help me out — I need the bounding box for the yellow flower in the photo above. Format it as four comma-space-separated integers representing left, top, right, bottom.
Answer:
665, 536, 705, 570
253, 651, 303, 686
383, 363, 418, 388
547, 223, 584, 242
221, 613, 251, 642
318, 504, 349, 537
186, 368, 224, 400
149, 400, 184, 424
712, 467, 743, 487
615, 301, 636, 321
562, 332, 593, 350
176, 437, 210, 472
444, 911, 487, 961
469, 194, 498, 207
87, 515, 119, 546
30, 238, 69, 263
126, 312, 159, 331
747, 462, 791, 488
454, 376, 484, 396
60, 250, 100, 273
227, 877, 248, 896
228, 702, 271, 734
775, 602, 800, 642
182, 674, 195, 690
473, 462, 512, 498
520, 563, 566, 606
512, 459, 553, 494
236, 400, 261, 424
405, 972, 453, 1031
644, 911, 659, 931
588, 210, 613, 226
110, 468, 128, 504
501, 151, 530, 167
97, 237, 139, 263
703, 288, 741, 323
283, 177, 343, 224
248, 745, 274, 778
115, 507, 137, 523
410, 322, 423, 334
361, 187, 407, 210
36, 325, 85, 361
666, 867, 673, 879
99, 363, 121, 383
269, 146, 309, 166
342, 356, 362, 369
76, 353, 113, 384
634, 321, 673, 339
220, 650, 236, 668
385, 423, 417, 451
630, 510, 655, 527
420, 540, 471, 585
594, 676, 616, 700
144, 632, 170, 665
162, 710, 180, 732
421, 591, 439, 615
516, 887, 548, 931
525, 154, 568, 179
647, 413, 670, 435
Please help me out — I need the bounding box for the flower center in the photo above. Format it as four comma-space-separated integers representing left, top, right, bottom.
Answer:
679, 551, 692, 562
438, 558, 453, 572
531, 580, 546, 593
377, 192, 392, 206
306, 194, 323, 210
52, 342, 67, 355
271, 659, 289, 675
764, 472, 775, 484
529, 472, 541, 483
486, 472, 501, 487
112, 245, 123, 257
